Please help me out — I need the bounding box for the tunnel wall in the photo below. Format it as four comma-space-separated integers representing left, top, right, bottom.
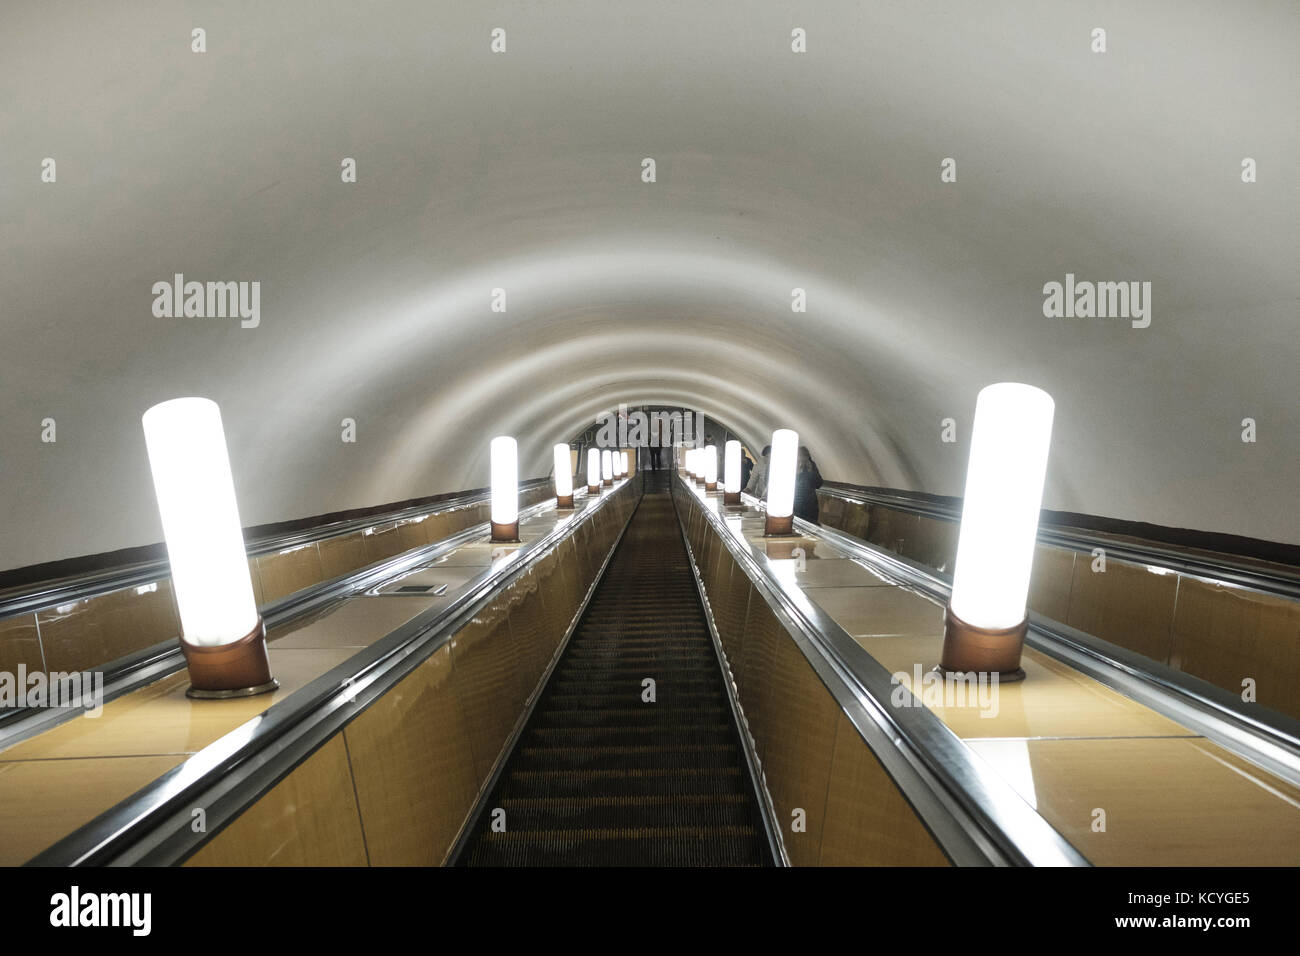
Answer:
5, 2, 1300, 575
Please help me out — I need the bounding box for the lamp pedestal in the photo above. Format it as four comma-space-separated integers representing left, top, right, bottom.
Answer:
764, 514, 794, 536
705, 481, 717, 492
723, 491, 741, 506
602, 478, 612, 487
556, 494, 574, 509
491, 520, 520, 542
937, 606, 1027, 682
181, 618, 278, 699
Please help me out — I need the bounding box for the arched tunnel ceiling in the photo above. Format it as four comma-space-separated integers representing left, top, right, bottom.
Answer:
2, 1, 1297, 570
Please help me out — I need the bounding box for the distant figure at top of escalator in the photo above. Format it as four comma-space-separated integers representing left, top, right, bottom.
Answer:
744, 445, 771, 498
739, 450, 754, 491
793, 446, 824, 524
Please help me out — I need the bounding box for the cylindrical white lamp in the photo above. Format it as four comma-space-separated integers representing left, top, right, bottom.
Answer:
586, 447, 601, 494
142, 397, 276, 698
703, 444, 718, 491
621, 450, 629, 477
941, 383, 1055, 681
553, 442, 574, 508
490, 435, 519, 541
614, 451, 623, 478
694, 446, 706, 486
723, 440, 742, 505
764, 428, 799, 535
601, 448, 613, 486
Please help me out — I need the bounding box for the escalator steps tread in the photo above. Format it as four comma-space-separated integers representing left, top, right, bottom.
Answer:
459, 485, 771, 867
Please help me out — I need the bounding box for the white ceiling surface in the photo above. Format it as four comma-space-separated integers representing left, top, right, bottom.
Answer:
2, 1, 1297, 570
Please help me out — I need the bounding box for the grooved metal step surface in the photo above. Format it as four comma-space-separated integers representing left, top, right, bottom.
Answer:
459, 472, 771, 866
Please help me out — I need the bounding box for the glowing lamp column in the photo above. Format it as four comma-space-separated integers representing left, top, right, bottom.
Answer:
940, 383, 1055, 681
490, 436, 520, 541
723, 440, 743, 505
764, 428, 799, 536
586, 447, 601, 494
621, 450, 630, 477
553, 442, 574, 508
694, 447, 706, 486
142, 397, 277, 698
601, 449, 613, 486
703, 444, 718, 491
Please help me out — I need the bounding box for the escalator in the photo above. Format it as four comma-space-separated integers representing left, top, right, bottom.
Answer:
457, 470, 773, 866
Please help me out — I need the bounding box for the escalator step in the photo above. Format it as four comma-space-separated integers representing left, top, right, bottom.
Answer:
503, 766, 750, 799
464, 828, 765, 867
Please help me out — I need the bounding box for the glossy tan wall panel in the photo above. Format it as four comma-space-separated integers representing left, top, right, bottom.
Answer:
344, 644, 480, 865
1170, 577, 1300, 720
0, 613, 43, 674
37, 580, 180, 673
451, 607, 528, 784
757, 632, 842, 866
185, 735, 368, 866
256, 545, 325, 603
1066, 558, 1178, 664
820, 712, 950, 866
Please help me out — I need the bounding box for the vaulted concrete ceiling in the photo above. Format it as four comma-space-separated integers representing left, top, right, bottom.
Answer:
2, 1, 1297, 569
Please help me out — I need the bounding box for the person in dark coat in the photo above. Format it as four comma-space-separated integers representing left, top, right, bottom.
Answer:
739, 450, 754, 491
792, 446, 823, 524
745, 445, 771, 497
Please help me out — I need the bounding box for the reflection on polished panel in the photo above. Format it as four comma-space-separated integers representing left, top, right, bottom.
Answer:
969, 739, 1039, 810
0, 755, 186, 867
870, 639, 1191, 740
0, 646, 361, 762
806, 585, 944, 638
965, 737, 1300, 866
268, 596, 445, 649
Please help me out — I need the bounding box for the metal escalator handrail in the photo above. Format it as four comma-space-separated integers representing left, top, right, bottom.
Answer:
0, 489, 558, 752
24, 477, 640, 866
819, 483, 1300, 602
678, 477, 1089, 867
793, 500, 1300, 788
0, 478, 552, 620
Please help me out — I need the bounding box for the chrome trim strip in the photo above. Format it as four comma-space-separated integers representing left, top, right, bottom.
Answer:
24, 480, 639, 867
692, 480, 1088, 866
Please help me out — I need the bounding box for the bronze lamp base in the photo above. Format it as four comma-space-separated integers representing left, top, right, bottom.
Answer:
937, 606, 1027, 682
181, 618, 278, 699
